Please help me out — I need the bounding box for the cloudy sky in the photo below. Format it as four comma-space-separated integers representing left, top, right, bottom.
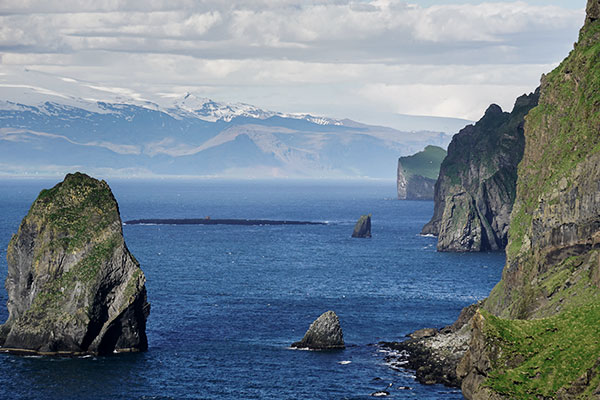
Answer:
0, 0, 587, 125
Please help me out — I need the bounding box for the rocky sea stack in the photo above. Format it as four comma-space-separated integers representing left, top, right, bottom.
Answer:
422, 91, 539, 252
0, 172, 150, 355
352, 214, 372, 238
291, 311, 345, 350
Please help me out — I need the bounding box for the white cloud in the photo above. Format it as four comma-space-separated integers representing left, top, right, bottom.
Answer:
359, 83, 536, 120
0, 1, 587, 122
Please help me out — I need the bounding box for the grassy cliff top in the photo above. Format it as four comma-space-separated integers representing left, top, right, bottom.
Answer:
26, 172, 121, 253
399, 145, 447, 180
506, 16, 600, 262
479, 303, 600, 398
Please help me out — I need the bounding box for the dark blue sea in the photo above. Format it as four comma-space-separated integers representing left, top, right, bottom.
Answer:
0, 179, 504, 399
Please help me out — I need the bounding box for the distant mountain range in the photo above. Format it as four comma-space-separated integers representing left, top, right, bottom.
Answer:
0, 69, 456, 179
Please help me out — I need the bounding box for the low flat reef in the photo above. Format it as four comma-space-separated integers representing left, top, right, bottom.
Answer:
124, 218, 327, 226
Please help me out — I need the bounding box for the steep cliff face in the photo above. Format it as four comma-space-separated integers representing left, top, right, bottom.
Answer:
397, 145, 446, 200
0, 172, 149, 355
460, 2, 600, 397
422, 91, 539, 252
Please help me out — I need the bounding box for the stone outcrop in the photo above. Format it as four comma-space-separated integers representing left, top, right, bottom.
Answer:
0, 172, 150, 355
458, 2, 600, 397
422, 92, 539, 252
352, 214, 372, 238
291, 311, 345, 350
397, 145, 446, 200
381, 302, 480, 388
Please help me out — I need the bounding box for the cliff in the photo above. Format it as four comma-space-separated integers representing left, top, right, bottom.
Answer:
0, 172, 150, 355
422, 91, 539, 252
397, 145, 446, 200
459, 1, 600, 397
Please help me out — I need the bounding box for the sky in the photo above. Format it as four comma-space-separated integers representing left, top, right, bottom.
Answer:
0, 0, 588, 125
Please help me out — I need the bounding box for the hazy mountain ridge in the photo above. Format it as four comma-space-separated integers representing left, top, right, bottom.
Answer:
0, 70, 451, 179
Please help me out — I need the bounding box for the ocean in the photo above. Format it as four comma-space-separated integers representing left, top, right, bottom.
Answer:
0, 179, 505, 399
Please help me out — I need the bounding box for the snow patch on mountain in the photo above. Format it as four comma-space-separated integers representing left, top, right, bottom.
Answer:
0, 68, 343, 126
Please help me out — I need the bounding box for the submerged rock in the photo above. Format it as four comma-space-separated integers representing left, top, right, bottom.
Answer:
352, 214, 372, 238
291, 311, 345, 350
0, 172, 150, 355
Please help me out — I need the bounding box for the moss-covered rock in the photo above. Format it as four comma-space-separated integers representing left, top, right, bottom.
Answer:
0, 172, 149, 355
422, 91, 539, 252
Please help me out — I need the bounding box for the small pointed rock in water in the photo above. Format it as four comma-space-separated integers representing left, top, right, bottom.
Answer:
291, 311, 345, 350
352, 214, 372, 238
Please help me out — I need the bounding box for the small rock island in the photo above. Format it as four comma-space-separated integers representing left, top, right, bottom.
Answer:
291, 311, 345, 350
352, 214, 372, 238
0, 172, 150, 355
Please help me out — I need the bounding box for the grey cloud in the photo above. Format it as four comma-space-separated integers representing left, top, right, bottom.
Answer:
0, 2, 584, 65
0, 1, 587, 121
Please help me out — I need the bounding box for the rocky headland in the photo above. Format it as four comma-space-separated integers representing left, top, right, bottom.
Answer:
0, 172, 150, 355
291, 311, 345, 350
397, 145, 446, 200
422, 91, 539, 252
459, 2, 600, 397
393, 2, 600, 398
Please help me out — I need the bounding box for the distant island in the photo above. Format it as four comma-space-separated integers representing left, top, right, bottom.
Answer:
397, 145, 446, 200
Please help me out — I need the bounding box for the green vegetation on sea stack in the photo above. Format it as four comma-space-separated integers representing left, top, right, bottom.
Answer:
30, 172, 120, 254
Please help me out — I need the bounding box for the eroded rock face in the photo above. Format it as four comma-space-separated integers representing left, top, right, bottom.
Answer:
352, 214, 372, 238
422, 91, 539, 252
0, 172, 149, 355
291, 311, 344, 350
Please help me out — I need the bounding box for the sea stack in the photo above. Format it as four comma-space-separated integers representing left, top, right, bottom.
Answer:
291, 311, 345, 350
0, 172, 150, 355
352, 214, 372, 238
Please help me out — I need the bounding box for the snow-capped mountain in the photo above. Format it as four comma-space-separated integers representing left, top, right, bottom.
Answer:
0, 68, 452, 179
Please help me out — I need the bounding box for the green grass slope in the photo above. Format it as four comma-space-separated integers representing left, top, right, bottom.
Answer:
399, 145, 446, 180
